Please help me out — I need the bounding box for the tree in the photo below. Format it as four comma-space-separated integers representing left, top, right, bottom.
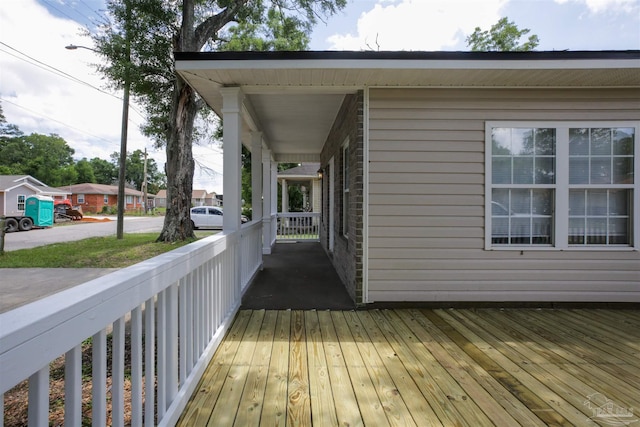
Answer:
466, 17, 539, 51
89, 157, 118, 185
91, 0, 346, 242
75, 158, 96, 183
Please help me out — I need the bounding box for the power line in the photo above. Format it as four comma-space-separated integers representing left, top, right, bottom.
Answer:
0, 41, 146, 120
2, 97, 119, 149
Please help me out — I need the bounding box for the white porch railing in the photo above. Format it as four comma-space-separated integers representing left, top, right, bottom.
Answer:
0, 221, 263, 427
276, 212, 320, 241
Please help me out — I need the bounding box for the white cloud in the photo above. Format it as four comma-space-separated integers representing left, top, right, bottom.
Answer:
327, 0, 509, 50
553, 0, 639, 13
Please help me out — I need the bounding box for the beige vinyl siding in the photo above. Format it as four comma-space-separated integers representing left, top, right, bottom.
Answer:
367, 87, 640, 302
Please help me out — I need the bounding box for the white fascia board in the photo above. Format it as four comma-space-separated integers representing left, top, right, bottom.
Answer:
176, 58, 640, 72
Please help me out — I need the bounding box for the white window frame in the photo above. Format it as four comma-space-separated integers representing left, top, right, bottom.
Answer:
485, 121, 639, 251
342, 139, 350, 238
104, 194, 109, 204
17, 194, 26, 211
77, 194, 85, 204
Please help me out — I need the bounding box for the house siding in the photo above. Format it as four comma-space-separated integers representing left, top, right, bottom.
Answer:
368, 87, 640, 302
320, 92, 364, 304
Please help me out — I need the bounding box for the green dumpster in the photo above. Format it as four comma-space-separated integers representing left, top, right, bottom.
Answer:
25, 195, 54, 227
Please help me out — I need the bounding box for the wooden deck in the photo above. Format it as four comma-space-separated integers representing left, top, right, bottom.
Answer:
178, 308, 640, 426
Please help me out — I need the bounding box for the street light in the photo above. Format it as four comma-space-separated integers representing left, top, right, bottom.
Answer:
65, 43, 130, 239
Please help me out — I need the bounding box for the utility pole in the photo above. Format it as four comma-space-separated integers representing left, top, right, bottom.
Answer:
116, 0, 131, 239
142, 148, 148, 214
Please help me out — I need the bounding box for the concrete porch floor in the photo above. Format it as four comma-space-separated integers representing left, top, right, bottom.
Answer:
241, 242, 355, 310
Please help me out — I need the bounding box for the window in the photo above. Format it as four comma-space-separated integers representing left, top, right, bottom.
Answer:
77, 194, 85, 204
126, 195, 133, 204
486, 122, 637, 249
17, 195, 26, 211
342, 140, 350, 237
104, 194, 109, 204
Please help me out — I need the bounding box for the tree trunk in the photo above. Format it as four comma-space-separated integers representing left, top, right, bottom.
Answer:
156, 76, 197, 242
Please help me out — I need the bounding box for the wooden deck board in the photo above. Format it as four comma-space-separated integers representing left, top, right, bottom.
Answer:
177, 308, 640, 427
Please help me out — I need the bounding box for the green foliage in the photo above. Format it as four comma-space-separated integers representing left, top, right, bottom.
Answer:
75, 158, 96, 183
109, 148, 163, 192
89, 157, 118, 185
466, 17, 539, 52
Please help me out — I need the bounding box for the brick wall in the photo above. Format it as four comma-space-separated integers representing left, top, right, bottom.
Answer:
320, 91, 364, 304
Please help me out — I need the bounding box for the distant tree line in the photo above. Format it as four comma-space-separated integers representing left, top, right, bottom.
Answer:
0, 104, 166, 194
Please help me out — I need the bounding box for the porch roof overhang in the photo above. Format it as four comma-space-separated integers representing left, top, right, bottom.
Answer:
175, 50, 640, 162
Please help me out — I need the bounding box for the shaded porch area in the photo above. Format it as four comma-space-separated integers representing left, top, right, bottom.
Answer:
178, 307, 639, 426
241, 242, 355, 310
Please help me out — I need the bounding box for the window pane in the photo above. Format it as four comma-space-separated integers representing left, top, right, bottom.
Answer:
609, 190, 628, 215
492, 218, 509, 244
609, 218, 629, 244
532, 189, 553, 215
513, 128, 534, 155
591, 128, 611, 155
613, 128, 634, 155
513, 157, 533, 184
535, 157, 555, 184
569, 190, 586, 216
590, 157, 611, 184
569, 158, 589, 184
586, 218, 608, 244
510, 218, 531, 244
587, 190, 607, 215
492, 157, 511, 184
492, 128, 512, 154
569, 128, 589, 155
535, 128, 556, 155
532, 217, 552, 244
511, 189, 531, 214
569, 218, 585, 245
613, 158, 633, 184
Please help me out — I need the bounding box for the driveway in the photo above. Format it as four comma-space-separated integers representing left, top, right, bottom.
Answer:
3, 216, 165, 251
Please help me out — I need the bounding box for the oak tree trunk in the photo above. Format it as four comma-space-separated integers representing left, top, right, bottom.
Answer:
157, 76, 197, 242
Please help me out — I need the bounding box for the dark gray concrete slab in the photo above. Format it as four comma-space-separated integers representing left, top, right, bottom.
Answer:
241, 242, 355, 310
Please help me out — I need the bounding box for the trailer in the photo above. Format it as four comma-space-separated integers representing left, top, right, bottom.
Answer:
2, 195, 55, 232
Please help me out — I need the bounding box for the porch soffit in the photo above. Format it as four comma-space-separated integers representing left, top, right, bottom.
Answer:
176, 51, 640, 162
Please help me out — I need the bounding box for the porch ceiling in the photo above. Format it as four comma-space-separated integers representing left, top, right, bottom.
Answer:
175, 50, 640, 162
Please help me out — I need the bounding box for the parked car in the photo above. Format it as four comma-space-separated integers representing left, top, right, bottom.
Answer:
190, 206, 223, 229
190, 206, 251, 230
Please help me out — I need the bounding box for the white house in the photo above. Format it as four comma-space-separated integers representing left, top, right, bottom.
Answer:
0, 175, 68, 217
175, 50, 640, 305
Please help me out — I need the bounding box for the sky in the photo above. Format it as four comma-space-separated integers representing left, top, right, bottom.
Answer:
1, 0, 639, 194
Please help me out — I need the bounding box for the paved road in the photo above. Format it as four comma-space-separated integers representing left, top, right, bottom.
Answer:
3, 216, 165, 251
0, 216, 165, 313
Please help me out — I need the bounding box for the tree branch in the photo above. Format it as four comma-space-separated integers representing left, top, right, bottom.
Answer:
194, 2, 249, 51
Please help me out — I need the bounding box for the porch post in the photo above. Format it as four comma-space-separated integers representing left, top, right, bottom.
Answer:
251, 132, 265, 261
220, 87, 243, 233
282, 179, 289, 213
271, 161, 278, 244
262, 148, 273, 254
220, 87, 243, 297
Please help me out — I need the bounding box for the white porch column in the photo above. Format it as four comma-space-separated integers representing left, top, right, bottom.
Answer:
251, 132, 263, 223
262, 148, 274, 254
281, 179, 289, 213
221, 87, 244, 233
270, 161, 278, 244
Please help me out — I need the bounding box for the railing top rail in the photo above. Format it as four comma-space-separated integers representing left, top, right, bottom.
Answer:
277, 212, 321, 217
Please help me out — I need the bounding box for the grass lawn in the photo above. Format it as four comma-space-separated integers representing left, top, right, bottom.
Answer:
0, 231, 217, 268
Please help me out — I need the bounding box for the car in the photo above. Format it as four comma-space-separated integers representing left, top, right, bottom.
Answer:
190, 206, 250, 230
190, 206, 223, 229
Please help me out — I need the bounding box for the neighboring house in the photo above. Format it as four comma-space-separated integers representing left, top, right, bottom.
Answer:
0, 175, 68, 217
155, 189, 167, 208
277, 163, 321, 213
156, 189, 220, 208
175, 50, 640, 305
62, 183, 154, 214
